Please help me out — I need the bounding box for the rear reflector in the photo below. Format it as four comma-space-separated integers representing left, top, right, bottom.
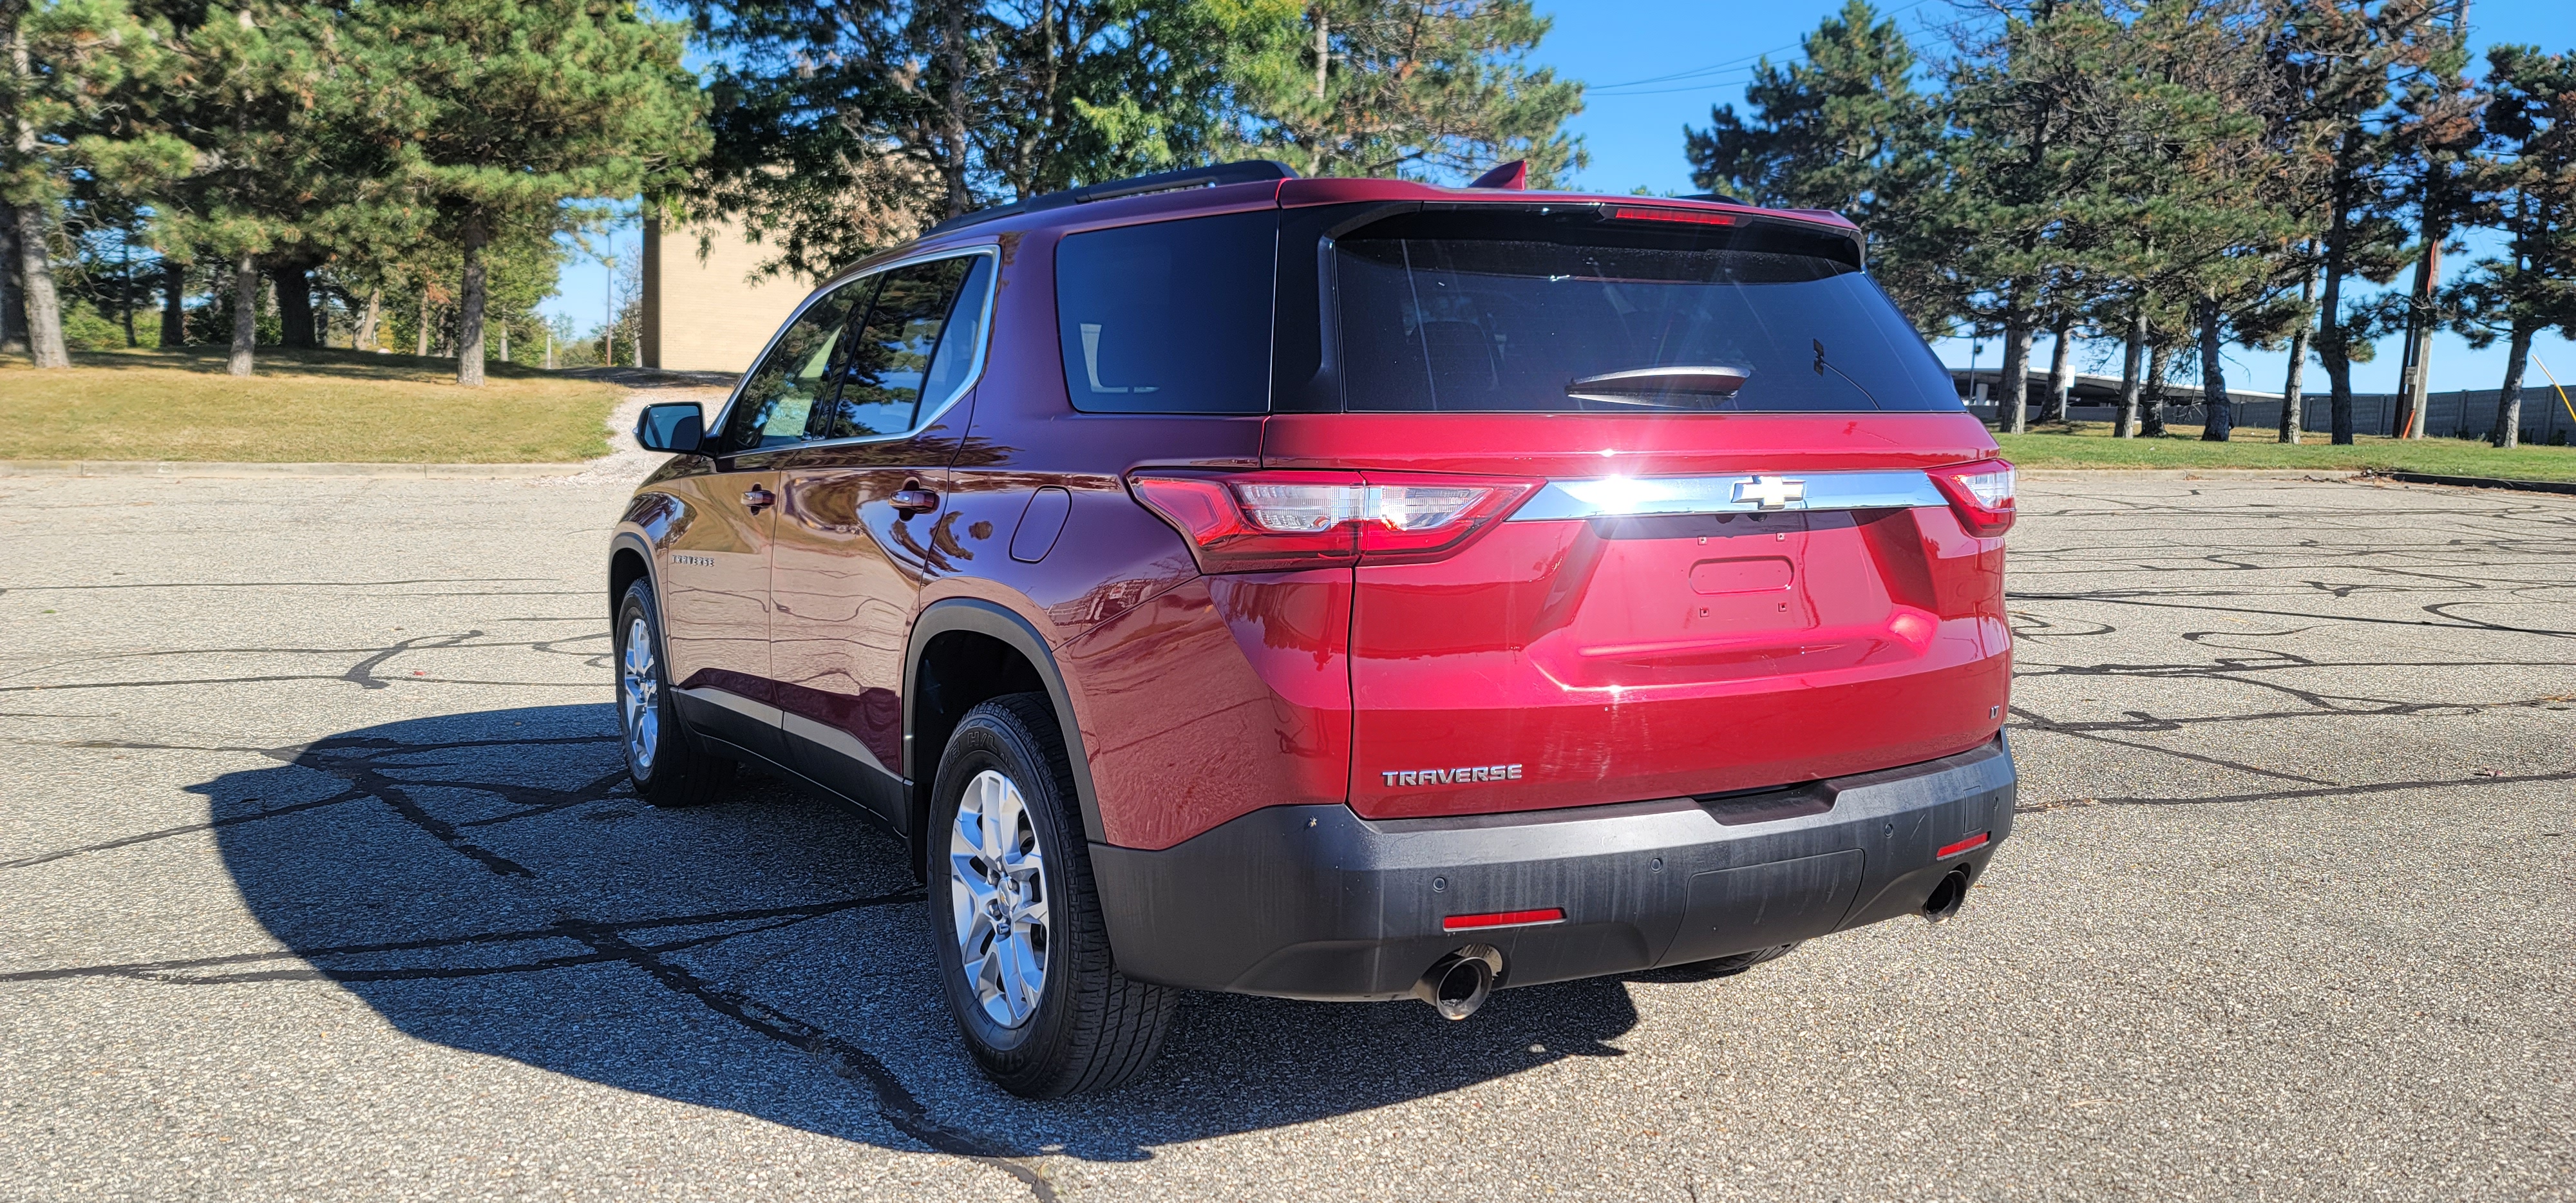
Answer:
1925, 459, 2016, 537
1936, 832, 1991, 859
1609, 205, 1738, 227
1130, 469, 1538, 574
1441, 907, 1565, 932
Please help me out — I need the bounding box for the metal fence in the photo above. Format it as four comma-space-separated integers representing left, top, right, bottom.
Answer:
1981, 390, 2576, 444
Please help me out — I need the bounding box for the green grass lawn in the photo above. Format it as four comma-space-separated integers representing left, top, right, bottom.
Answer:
1994, 420, 2576, 482
0, 345, 623, 462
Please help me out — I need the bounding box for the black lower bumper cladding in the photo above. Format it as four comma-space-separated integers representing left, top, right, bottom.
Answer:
1090, 736, 2016, 1000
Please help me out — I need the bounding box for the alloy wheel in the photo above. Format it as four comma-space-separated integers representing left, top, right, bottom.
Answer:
948, 768, 1050, 1027
620, 616, 659, 773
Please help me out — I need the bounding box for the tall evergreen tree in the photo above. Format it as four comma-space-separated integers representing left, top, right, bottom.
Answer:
1937, 1, 2145, 435
689, 0, 1276, 281
1247, 1, 1584, 184
1683, 0, 1946, 328
359, 0, 706, 386
2273, 0, 2443, 443
3, 0, 175, 368
2382, 8, 2477, 437
2444, 44, 2576, 448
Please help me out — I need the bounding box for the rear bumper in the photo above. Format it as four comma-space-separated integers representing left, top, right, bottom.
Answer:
1090, 735, 2015, 1000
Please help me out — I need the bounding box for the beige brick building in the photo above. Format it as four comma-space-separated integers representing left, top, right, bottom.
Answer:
638, 216, 816, 374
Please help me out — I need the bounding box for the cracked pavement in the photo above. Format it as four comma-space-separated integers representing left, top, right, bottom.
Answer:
1, 469, 2570, 1200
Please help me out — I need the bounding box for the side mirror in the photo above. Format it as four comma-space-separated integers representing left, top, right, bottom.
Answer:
635, 403, 705, 454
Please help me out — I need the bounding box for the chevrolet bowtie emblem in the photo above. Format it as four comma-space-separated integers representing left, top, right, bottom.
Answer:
1733, 475, 1807, 509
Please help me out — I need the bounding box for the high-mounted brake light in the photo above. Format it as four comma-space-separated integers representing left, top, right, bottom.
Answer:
1442, 907, 1564, 932
1609, 205, 1737, 227
1128, 470, 1539, 574
1925, 459, 2016, 538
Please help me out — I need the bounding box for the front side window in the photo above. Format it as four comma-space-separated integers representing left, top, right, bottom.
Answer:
817, 253, 994, 440
717, 279, 874, 454
1056, 211, 1277, 414
1334, 211, 1960, 413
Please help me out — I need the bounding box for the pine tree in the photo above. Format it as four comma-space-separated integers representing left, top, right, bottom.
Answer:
1247, 1, 1585, 184
2273, 0, 2445, 444
360, 0, 706, 386
1683, 0, 1945, 328
689, 0, 1274, 282
3, 0, 177, 368
1937, 1, 2154, 435
2443, 45, 2576, 448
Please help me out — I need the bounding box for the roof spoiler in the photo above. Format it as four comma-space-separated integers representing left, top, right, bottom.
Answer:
926, 160, 1300, 236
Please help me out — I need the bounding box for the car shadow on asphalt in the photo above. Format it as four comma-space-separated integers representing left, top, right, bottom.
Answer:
194, 704, 1691, 1162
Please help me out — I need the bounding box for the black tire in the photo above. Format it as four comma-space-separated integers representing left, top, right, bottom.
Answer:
614, 580, 734, 808
927, 693, 1177, 1098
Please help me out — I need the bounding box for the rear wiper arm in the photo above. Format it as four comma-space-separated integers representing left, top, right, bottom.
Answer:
1566, 364, 1752, 406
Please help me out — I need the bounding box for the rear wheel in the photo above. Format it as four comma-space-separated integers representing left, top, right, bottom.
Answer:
616, 581, 734, 808
928, 693, 1176, 1097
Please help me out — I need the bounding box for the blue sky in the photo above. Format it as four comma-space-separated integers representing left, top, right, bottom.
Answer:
548, 0, 2576, 403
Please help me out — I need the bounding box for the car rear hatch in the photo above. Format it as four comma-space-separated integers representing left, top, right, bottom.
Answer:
1267, 201, 2014, 820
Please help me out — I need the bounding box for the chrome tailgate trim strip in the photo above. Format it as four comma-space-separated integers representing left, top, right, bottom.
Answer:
1508, 469, 1944, 521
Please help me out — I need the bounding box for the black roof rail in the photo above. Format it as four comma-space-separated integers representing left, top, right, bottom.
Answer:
925, 160, 1300, 236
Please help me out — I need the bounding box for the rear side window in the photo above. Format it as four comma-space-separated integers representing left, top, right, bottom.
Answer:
817, 252, 994, 440
1334, 212, 1958, 413
1056, 212, 1276, 413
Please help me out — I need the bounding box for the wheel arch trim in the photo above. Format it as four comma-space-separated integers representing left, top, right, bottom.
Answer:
905, 598, 1108, 848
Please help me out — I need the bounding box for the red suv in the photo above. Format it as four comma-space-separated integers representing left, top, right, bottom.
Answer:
614, 161, 2016, 1098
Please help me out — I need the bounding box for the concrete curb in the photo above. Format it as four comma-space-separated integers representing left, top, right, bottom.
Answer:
2374, 469, 2576, 496
0, 460, 592, 479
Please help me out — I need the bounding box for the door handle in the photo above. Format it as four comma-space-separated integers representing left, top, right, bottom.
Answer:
891, 488, 940, 515
743, 485, 777, 513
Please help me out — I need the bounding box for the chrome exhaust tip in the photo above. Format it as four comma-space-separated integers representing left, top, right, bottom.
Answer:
1923, 866, 1973, 923
1412, 945, 1503, 1021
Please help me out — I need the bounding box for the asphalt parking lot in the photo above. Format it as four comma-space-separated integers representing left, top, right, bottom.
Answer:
3, 465, 2571, 1201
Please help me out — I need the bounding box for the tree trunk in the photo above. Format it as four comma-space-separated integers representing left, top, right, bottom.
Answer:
415, 290, 431, 357
2116, 301, 2145, 439
2280, 261, 2313, 444
2396, 240, 2438, 439
8, 14, 67, 368
160, 259, 187, 346
2142, 343, 2168, 437
0, 202, 23, 355
498, 317, 507, 365
1998, 309, 2033, 435
2492, 321, 2531, 449
2040, 316, 2072, 424
2322, 153, 2355, 445
355, 288, 379, 351
14, 202, 68, 368
227, 252, 259, 377
938, 0, 972, 217
120, 242, 136, 346
2198, 295, 2231, 442
271, 261, 314, 348
456, 219, 489, 387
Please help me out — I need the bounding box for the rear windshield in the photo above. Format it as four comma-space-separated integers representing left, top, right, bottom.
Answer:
1333, 211, 1958, 413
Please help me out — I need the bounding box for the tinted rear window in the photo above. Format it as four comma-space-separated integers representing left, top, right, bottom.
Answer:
1056, 211, 1277, 413
1334, 212, 1958, 413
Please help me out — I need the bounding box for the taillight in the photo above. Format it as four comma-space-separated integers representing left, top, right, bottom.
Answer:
1926, 459, 2016, 537
1128, 470, 1539, 574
